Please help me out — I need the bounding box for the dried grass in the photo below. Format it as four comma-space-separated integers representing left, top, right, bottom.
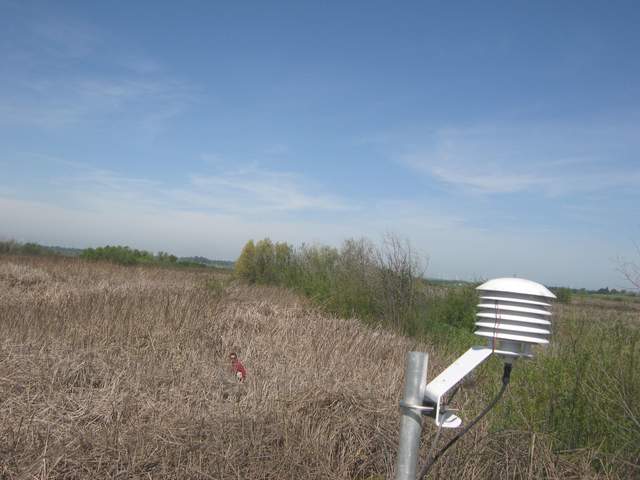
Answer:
0, 256, 617, 479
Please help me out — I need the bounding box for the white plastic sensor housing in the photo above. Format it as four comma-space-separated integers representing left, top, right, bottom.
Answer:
475, 277, 555, 358
424, 277, 555, 428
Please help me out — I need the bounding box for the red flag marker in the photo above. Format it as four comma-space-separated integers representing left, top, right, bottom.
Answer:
229, 352, 246, 382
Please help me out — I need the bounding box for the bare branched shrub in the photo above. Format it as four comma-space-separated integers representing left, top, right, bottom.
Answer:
375, 234, 425, 330
618, 241, 640, 291
332, 238, 378, 317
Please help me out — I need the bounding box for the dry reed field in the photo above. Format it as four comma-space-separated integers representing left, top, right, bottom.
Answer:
0, 256, 627, 479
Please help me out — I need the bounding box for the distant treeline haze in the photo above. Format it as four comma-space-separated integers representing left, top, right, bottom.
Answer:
0, 240, 233, 269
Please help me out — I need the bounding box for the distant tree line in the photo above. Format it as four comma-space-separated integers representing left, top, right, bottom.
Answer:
0, 240, 55, 256
550, 285, 638, 299
81, 245, 177, 265
594, 287, 625, 295
0, 240, 233, 269
79, 245, 233, 269
180, 256, 235, 269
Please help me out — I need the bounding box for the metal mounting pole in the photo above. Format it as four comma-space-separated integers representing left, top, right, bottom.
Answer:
395, 351, 429, 480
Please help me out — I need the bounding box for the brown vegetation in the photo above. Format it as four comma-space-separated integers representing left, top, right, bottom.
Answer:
0, 255, 634, 478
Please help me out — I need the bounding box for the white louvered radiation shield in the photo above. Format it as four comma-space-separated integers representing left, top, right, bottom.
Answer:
396, 277, 558, 478
474, 278, 556, 358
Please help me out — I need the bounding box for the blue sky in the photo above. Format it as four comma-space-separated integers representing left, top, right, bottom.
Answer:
1, 1, 639, 289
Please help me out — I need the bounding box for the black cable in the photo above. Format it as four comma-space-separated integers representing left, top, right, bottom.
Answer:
417, 363, 512, 479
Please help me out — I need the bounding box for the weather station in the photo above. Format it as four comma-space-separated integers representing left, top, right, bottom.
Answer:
395, 278, 556, 480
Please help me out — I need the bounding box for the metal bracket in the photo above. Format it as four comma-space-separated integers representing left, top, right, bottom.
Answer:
424, 346, 493, 427
398, 400, 434, 413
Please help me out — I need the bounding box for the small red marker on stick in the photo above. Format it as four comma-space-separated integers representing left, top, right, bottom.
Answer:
229, 352, 246, 382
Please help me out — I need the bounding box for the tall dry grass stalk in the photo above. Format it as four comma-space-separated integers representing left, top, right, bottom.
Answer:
0, 256, 615, 478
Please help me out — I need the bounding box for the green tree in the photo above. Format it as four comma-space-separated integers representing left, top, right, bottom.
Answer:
552, 287, 572, 304
235, 240, 257, 282
274, 242, 293, 283
255, 238, 275, 283
157, 251, 178, 263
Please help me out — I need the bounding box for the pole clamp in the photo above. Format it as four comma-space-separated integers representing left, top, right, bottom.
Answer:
399, 400, 434, 413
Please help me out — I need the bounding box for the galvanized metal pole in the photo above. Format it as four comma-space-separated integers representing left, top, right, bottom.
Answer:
395, 351, 429, 480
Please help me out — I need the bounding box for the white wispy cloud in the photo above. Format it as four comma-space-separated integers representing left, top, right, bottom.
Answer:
402, 121, 640, 196
0, 76, 193, 130
185, 168, 354, 213
200, 153, 225, 165
116, 54, 163, 75
262, 144, 291, 156
0, 15, 194, 134
0, 160, 363, 260
424, 165, 546, 194
0, 102, 84, 129
39, 162, 354, 216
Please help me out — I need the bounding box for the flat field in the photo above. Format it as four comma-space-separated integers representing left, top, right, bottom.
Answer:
0, 256, 637, 479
